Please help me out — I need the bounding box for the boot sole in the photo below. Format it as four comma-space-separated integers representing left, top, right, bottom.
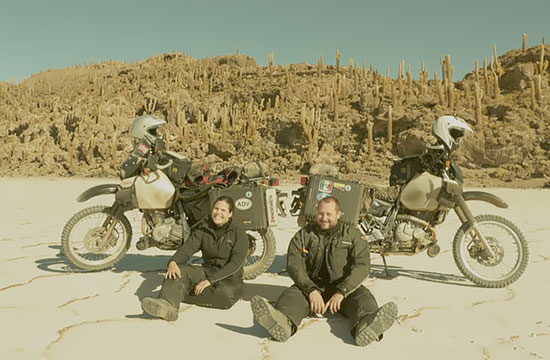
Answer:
251, 296, 291, 342
141, 298, 178, 321
355, 302, 398, 347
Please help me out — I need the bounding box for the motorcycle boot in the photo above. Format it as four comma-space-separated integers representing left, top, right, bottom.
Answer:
354, 301, 398, 347
251, 295, 292, 342
141, 297, 179, 321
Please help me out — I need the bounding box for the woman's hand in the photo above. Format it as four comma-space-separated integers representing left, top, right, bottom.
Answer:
165, 261, 182, 279
194, 280, 212, 295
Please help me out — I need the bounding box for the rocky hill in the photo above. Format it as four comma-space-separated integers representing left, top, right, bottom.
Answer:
1, 42, 549, 188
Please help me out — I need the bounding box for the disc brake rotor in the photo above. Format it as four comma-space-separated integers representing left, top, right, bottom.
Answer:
467, 236, 505, 267
84, 226, 119, 254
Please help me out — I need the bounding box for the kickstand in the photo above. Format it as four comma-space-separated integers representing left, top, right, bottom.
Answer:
380, 253, 390, 277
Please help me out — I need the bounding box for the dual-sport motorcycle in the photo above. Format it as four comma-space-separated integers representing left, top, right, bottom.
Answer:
292, 116, 528, 288
61, 115, 285, 279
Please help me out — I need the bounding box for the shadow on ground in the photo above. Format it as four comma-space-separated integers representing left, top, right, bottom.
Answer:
370, 264, 474, 287
36, 245, 174, 273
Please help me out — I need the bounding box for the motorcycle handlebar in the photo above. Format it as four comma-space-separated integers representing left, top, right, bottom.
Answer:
156, 159, 173, 170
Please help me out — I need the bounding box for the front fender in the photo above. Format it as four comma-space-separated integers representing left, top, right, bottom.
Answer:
462, 191, 508, 209
77, 184, 119, 203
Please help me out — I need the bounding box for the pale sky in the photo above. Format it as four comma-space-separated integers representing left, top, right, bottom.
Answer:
1, 0, 548, 83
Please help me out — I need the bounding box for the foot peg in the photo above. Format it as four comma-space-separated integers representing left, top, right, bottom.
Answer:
136, 237, 153, 250
427, 244, 440, 258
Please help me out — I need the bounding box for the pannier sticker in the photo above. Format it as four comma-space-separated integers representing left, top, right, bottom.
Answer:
319, 180, 333, 193
334, 182, 346, 191
344, 185, 352, 192
235, 198, 253, 211
242, 220, 252, 225
137, 142, 150, 155
245, 191, 252, 198
317, 192, 330, 201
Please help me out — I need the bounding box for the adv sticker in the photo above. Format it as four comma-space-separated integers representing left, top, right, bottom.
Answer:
319, 180, 333, 193
317, 192, 330, 201
235, 198, 253, 211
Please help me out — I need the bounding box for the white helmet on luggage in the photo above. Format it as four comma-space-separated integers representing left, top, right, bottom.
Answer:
432, 115, 473, 152
130, 115, 167, 140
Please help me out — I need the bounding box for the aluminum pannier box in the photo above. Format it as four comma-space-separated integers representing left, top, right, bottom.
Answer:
301, 175, 365, 224
208, 184, 277, 230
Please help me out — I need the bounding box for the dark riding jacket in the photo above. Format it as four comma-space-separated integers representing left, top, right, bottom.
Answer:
286, 222, 371, 297
170, 218, 248, 283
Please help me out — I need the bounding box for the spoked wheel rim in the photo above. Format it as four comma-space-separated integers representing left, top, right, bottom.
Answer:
245, 230, 266, 268
458, 220, 524, 282
67, 211, 129, 267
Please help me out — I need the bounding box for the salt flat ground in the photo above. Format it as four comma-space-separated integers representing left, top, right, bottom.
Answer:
0, 178, 549, 360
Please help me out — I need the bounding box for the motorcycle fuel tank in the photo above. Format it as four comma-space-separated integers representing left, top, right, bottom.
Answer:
400, 171, 443, 211
133, 170, 176, 209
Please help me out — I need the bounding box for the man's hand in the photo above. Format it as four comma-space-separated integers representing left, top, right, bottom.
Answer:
165, 261, 182, 279
324, 292, 344, 314
194, 280, 211, 295
308, 289, 325, 314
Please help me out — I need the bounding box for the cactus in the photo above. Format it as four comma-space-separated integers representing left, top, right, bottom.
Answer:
493, 44, 503, 76
493, 71, 500, 99
68, 140, 74, 172
332, 75, 341, 120
530, 79, 537, 110
536, 43, 549, 74
434, 72, 446, 106
336, 49, 341, 72
390, 79, 397, 105
111, 135, 117, 164
463, 80, 471, 107
522, 33, 528, 53
483, 57, 489, 92
269, 52, 274, 68
373, 78, 380, 108
474, 82, 484, 123
300, 105, 321, 160
387, 105, 393, 145
366, 121, 374, 156
406, 64, 413, 91
474, 60, 480, 85
318, 52, 323, 77
534, 74, 542, 101
442, 54, 455, 108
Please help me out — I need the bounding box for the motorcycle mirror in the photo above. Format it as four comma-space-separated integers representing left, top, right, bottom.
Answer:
269, 178, 280, 186
300, 176, 309, 186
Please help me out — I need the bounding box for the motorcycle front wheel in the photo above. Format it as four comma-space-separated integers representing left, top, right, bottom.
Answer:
61, 205, 132, 271
453, 214, 529, 288
243, 228, 276, 280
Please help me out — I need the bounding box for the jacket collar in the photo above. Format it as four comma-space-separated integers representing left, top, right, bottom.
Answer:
202, 216, 234, 237
313, 221, 343, 237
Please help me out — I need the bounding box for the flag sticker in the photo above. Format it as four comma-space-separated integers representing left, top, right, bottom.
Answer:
319, 180, 333, 193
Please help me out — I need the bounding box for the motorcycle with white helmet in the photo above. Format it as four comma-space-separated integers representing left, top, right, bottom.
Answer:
291, 116, 529, 288
361, 115, 529, 287
61, 115, 283, 279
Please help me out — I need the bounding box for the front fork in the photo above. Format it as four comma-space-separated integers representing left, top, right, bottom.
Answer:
454, 196, 495, 258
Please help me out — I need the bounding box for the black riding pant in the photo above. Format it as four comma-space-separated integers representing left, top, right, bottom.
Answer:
275, 285, 379, 336
159, 264, 242, 310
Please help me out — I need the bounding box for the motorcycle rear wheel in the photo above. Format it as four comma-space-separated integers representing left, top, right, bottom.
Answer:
61, 205, 132, 271
243, 228, 276, 280
453, 214, 528, 288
